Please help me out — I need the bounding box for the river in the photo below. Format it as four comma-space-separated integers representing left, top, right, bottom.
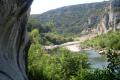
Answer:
65, 41, 108, 69
81, 50, 108, 69
44, 41, 108, 69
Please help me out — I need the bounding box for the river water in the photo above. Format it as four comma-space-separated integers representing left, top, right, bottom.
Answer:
81, 50, 108, 69
64, 42, 108, 69
44, 41, 109, 69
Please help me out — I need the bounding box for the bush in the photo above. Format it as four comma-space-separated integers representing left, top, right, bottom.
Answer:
28, 29, 120, 80
44, 33, 73, 45
28, 29, 89, 80
28, 45, 89, 80
81, 31, 120, 50
107, 50, 120, 80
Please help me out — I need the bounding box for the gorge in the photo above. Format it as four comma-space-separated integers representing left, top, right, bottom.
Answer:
0, 0, 120, 80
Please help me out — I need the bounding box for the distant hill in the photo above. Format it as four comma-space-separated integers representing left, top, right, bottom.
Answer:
30, 1, 109, 36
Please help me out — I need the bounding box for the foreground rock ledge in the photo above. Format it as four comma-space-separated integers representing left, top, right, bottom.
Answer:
0, 0, 33, 80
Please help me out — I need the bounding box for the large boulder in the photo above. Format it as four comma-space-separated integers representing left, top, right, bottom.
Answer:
0, 0, 33, 80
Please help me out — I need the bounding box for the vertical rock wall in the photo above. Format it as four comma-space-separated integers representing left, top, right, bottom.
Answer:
97, 7, 110, 34
0, 0, 33, 80
110, 0, 120, 30
97, 0, 120, 34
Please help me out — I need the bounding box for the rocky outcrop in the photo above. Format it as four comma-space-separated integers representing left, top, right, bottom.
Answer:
0, 0, 33, 80
110, 0, 120, 30
84, 0, 120, 34
97, 0, 120, 34
97, 9, 109, 34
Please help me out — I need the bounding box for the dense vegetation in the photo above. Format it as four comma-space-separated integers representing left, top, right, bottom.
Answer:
28, 1, 120, 79
81, 30, 120, 50
27, 19, 73, 45
30, 1, 109, 36
28, 29, 89, 80
28, 29, 120, 80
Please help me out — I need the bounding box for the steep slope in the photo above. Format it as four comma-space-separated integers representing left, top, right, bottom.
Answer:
97, 0, 120, 34
110, 0, 120, 29
30, 1, 109, 36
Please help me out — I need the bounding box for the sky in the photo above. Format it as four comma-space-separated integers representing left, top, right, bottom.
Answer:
31, 0, 108, 14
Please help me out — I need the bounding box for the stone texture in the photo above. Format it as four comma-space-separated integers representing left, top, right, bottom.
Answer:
0, 0, 33, 80
97, 0, 120, 34
97, 10, 109, 34
110, 0, 120, 30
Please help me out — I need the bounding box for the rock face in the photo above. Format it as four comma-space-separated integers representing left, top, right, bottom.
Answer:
0, 0, 33, 80
85, 0, 120, 34
97, 0, 120, 34
97, 8, 110, 34
110, 0, 120, 30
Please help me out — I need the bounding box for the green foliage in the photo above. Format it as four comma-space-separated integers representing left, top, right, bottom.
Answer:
28, 29, 90, 80
28, 47, 89, 80
27, 19, 73, 45
80, 49, 120, 80
27, 18, 53, 33
44, 33, 73, 45
28, 29, 120, 80
30, 29, 40, 43
107, 50, 120, 80
79, 69, 110, 80
28, 29, 46, 79
81, 31, 120, 50
30, 1, 108, 36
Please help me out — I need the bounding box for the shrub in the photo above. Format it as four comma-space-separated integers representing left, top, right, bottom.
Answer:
28, 29, 120, 80
28, 46, 89, 80
81, 31, 120, 50
107, 50, 120, 80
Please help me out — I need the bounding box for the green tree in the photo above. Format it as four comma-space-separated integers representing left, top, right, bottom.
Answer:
107, 50, 120, 80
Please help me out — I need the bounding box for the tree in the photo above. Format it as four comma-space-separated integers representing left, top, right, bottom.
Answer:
107, 50, 120, 80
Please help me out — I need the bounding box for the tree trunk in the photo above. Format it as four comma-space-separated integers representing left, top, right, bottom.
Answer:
0, 0, 33, 80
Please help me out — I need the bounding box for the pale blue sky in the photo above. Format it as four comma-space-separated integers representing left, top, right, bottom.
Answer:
31, 0, 108, 14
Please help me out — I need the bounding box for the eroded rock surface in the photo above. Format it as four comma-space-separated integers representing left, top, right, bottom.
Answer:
110, 0, 120, 29
0, 0, 33, 80
97, 0, 120, 34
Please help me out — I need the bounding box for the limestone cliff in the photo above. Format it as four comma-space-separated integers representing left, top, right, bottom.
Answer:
97, 7, 110, 34
0, 0, 33, 80
97, 0, 120, 34
110, 0, 120, 30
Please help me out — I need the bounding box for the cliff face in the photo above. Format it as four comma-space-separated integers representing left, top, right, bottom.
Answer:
97, 8, 110, 34
0, 0, 33, 80
110, 0, 120, 29
97, 0, 120, 34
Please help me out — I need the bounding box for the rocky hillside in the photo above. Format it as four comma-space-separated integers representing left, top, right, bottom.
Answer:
110, 0, 120, 29
97, 0, 120, 34
30, 1, 109, 36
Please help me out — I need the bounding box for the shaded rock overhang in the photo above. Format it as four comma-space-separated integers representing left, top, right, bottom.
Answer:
0, 0, 33, 80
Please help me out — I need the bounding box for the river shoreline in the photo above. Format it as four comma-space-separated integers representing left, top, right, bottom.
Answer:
43, 42, 108, 69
